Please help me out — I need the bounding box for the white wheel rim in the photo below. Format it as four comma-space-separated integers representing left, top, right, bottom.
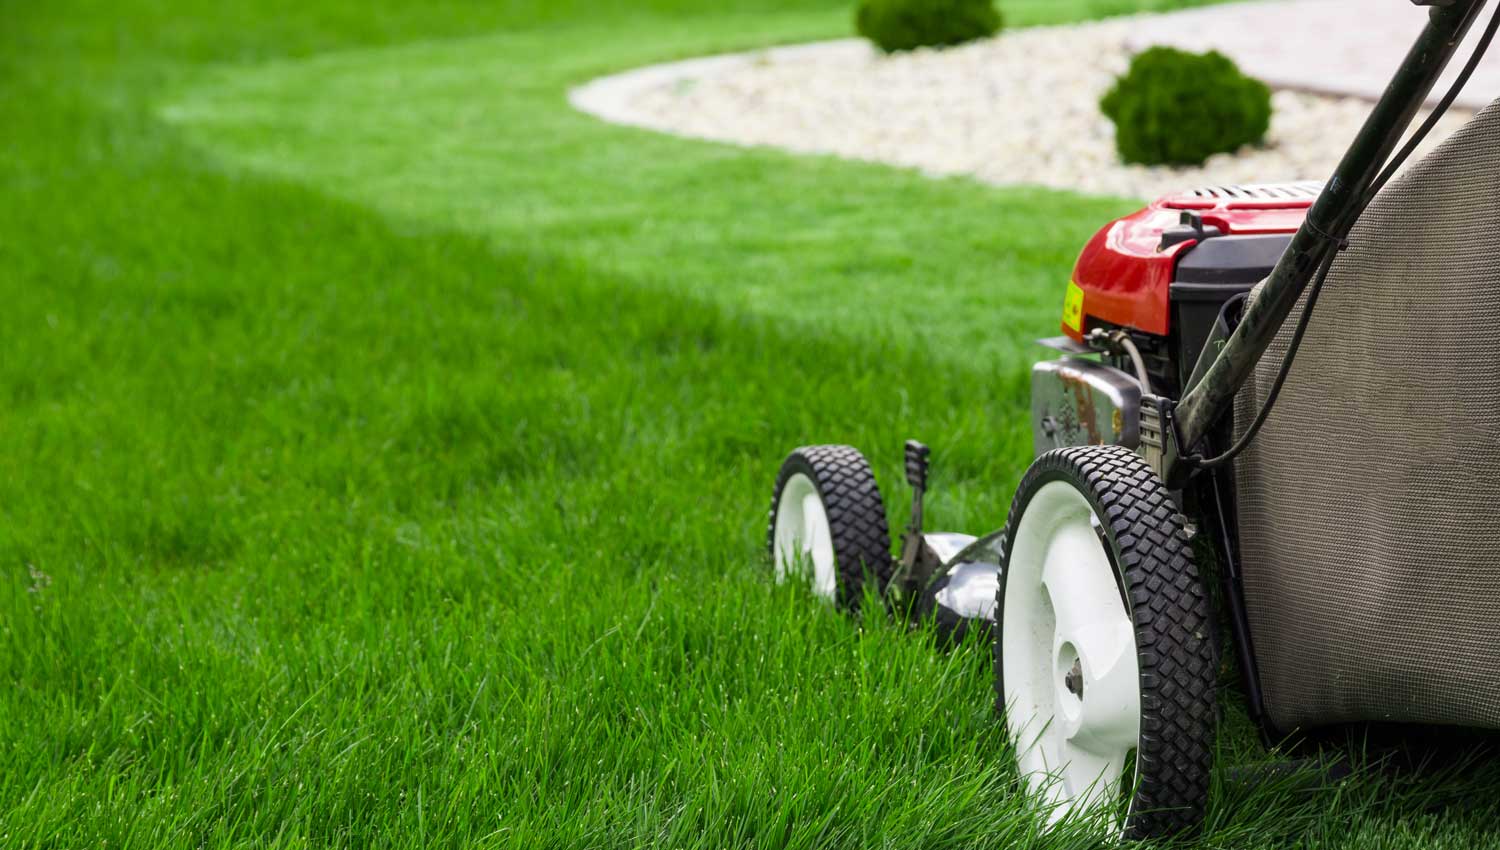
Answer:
1002, 481, 1141, 827
772, 473, 838, 601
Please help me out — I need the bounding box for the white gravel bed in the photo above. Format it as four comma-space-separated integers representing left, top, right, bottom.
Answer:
571, 17, 1475, 200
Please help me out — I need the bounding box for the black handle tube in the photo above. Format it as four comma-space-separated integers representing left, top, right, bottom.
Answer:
1171, 0, 1487, 462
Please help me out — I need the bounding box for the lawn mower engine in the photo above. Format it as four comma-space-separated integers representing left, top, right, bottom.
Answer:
1032, 182, 1318, 455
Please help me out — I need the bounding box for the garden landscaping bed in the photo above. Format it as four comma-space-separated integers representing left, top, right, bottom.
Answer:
572, 13, 1476, 199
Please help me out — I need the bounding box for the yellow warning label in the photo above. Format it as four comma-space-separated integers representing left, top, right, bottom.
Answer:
1062, 281, 1085, 333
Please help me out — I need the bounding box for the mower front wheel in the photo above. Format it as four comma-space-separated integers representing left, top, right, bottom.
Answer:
767, 445, 892, 610
996, 445, 1216, 839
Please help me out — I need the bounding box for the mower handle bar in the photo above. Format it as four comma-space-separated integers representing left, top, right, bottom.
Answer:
1167, 0, 1489, 480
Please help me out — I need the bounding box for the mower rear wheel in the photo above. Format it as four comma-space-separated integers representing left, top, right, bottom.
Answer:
768, 445, 892, 610
995, 445, 1215, 839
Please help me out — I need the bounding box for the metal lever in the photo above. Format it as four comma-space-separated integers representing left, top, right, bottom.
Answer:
891, 440, 933, 599
900, 440, 930, 562
905, 439, 930, 544
905, 440, 930, 492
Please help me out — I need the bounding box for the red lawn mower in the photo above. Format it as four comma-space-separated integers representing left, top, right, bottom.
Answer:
767, 0, 1500, 839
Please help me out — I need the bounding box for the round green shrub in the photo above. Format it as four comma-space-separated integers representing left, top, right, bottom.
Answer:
855, 0, 1002, 53
1100, 46, 1273, 166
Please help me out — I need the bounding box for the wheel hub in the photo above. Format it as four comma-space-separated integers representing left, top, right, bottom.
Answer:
1065, 658, 1084, 699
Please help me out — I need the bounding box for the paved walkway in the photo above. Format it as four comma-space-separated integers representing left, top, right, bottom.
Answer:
1124, 0, 1499, 109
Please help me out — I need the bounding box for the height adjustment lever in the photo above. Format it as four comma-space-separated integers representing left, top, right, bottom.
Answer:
888, 440, 935, 599
905, 440, 930, 492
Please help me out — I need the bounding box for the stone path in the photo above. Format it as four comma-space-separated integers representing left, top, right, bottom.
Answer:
1125, 0, 1499, 109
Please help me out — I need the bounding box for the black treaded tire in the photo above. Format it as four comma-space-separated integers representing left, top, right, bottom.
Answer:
994, 445, 1216, 839
767, 445, 893, 610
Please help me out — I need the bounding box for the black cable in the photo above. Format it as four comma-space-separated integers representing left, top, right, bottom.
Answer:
1192, 250, 1336, 469
1366, 0, 1500, 202
1186, 0, 1499, 470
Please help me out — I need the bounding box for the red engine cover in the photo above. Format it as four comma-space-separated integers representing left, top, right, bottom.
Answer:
1063, 183, 1317, 341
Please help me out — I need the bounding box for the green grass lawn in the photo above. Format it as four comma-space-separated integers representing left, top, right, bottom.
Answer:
6, 0, 1500, 846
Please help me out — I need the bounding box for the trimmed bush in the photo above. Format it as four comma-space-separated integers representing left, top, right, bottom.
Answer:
1100, 46, 1273, 166
855, 0, 1002, 53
